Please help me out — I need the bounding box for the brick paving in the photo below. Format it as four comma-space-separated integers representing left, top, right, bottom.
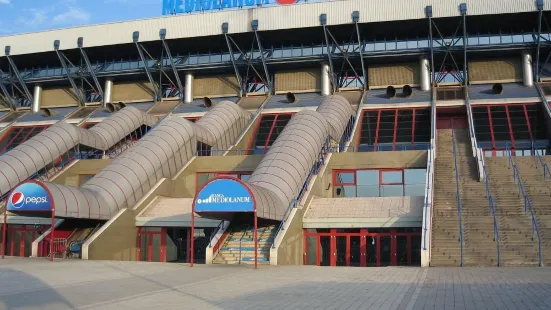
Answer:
1, 258, 551, 309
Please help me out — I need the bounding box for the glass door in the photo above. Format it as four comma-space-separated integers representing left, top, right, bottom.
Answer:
336, 236, 347, 266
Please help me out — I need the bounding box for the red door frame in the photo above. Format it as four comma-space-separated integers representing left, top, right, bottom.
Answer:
303, 228, 421, 267
136, 227, 166, 262
2, 225, 46, 257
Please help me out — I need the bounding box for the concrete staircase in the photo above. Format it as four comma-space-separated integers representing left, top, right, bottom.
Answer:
511, 156, 550, 265
485, 157, 540, 266
452, 129, 499, 267
431, 129, 462, 267
431, 128, 500, 267
213, 225, 276, 265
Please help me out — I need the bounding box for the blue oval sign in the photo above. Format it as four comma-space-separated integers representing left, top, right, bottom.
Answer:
194, 178, 254, 212
7, 182, 52, 212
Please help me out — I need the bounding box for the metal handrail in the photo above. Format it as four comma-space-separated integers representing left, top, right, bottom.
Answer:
422, 147, 433, 251
238, 225, 250, 264
208, 220, 226, 248
505, 145, 543, 266
480, 153, 501, 266
271, 136, 332, 248
532, 141, 551, 180
451, 129, 465, 267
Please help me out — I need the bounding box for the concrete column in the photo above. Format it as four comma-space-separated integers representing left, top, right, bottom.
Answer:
103, 78, 113, 106
420, 57, 431, 92
31, 84, 42, 113
321, 63, 331, 96
184, 72, 194, 103
522, 51, 534, 87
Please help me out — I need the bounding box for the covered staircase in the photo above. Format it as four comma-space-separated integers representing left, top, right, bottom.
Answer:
213, 224, 276, 265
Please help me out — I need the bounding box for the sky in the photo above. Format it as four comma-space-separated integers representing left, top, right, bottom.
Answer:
0, 0, 164, 35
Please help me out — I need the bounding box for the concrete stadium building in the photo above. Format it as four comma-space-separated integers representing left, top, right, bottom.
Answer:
0, 0, 550, 267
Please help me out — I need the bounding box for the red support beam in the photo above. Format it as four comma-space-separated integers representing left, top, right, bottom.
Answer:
374, 110, 381, 152
504, 105, 515, 150
487, 106, 496, 150
392, 109, 398, 151
411, 109, 416, 149
523, 104, 534, 142
263, 115, 279, 155
356, 110, 365, 148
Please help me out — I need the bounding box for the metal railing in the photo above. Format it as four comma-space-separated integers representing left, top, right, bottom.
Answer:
271, 136, 332, 248
208, 220, 226, 248
238, 225, 250, 264
532, 141, 551, 180
451, 129, 465, 267
504, 145, 543, 266
422, 147, 434, 251
480, 154, 502, 267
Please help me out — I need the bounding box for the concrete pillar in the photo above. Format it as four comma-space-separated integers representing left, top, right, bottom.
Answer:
184, 72, 194, 103
103, 78, 113, 106
321, 63, 331, 96
522, 51, 534, 87
31, 84, 42, 113
420, 57, 431, 92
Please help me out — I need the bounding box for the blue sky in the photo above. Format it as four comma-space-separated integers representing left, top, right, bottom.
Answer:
0, 0, 163, 35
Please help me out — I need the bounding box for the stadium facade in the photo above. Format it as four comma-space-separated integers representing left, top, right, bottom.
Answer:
0, 0, 550, 267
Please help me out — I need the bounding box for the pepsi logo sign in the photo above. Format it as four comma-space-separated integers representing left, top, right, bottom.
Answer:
7, 182, 52, 212
10, 192, 25, 209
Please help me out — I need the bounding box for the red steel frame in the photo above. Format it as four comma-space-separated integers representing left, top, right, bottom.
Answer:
3, 224, 46, 257
136, 227, 166, 262
303, 228, 421, 267
480, 103, 539, 153
246, 113, 295, 155
332, 169, 407, 197
191, 176, 259, 269
2, 180, 56, 262
355, 108, 421, 152
0, 125, 50, 154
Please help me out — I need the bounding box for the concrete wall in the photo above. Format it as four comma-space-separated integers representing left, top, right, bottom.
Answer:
53, 159, 112, 187
85, 179, 173, 261
274, 68, 321, 94
176, 155, 263, 197
41, 88, 78, 107
468, 58, 522, 84
194, 75, 239, 98
112, 82, 154, 102
368, 63, 419, 88
274, 206, 306, 265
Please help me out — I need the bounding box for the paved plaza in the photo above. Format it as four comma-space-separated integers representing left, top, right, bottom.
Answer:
0, 259, 551, 310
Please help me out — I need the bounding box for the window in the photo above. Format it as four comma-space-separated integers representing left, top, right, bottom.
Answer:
357, 109, 431, 152
436, 87, 465, 100
333, 168, 426, 198
0, 125, 49, 154
473, 103, 547, 154
248, 113, 294, 155
196, 172, 252, 190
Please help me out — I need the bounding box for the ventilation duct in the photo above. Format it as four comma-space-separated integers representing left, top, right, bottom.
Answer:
32, 85, 42, 113
203, 97, 213, 108
103, 78, 113, 107
286, 92, 297, 104
106, 102, 126, 113
386, 86, 396, 98
521, 51, 534, 87
492, 83, 503, 95
40, 108, 56, 117
402, 85, 413, 97
420, 57, 431, 91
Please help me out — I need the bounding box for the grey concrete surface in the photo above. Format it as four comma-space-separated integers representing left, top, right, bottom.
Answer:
1, 258, 551, 310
